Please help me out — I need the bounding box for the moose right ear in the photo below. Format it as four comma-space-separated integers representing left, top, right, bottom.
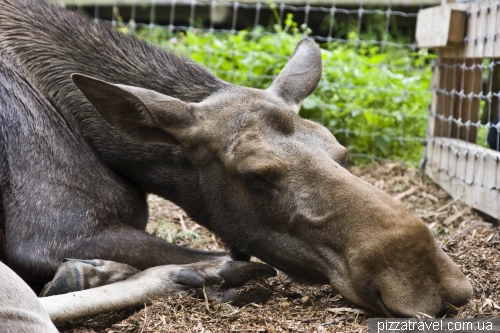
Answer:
266, 39, 322, 113
71, 73, 196, 145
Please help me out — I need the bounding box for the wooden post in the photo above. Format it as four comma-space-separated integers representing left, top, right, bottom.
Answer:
459, 58, 482, 143
415, 5, 467, 48
433, 57, 459, 139
432, 57, 481, 143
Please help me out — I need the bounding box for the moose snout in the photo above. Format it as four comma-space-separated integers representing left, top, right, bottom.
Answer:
444, 282, 473, 310
372, 252, 473, 318
365, 274, 472, 318
340, 225, 473, 318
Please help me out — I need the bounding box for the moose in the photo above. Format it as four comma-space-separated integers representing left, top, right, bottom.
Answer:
0, 0, 472, 330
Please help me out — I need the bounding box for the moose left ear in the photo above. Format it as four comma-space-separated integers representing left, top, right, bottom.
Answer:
266, 38, 322, 112
72, 73, 196, 145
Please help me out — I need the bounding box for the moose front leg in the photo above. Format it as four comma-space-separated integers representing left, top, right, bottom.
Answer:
41, 257, 275, 297
39, 260, 276, 323
36, 224, 275, 297
9, 223, 229, 284
69, 224, 230, 270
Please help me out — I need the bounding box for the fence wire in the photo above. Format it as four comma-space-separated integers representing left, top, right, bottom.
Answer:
423, 0, 499, 218
52, 0, 433, 166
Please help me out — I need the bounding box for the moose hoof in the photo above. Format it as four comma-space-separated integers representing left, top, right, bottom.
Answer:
40, 259, 140, 297
217, 261, 277, 287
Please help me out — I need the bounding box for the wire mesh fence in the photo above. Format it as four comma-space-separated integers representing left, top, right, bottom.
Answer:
419, 0, 500, 218
48, 0, 434, 166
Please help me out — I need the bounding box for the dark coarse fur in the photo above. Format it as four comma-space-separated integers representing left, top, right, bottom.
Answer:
0, 0, 229, 283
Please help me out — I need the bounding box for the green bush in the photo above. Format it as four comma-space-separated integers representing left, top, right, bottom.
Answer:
124, 14, 434, 165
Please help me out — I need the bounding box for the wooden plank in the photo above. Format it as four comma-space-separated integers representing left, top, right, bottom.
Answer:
426, 137, 500, 219
47, 0, 441, 7
427, 53, 442, 139
416, 5, 467, 48
433, 57, 458, 139
439, 0, 500, 58
458, 58, 481, 142
432, 57, 481, 143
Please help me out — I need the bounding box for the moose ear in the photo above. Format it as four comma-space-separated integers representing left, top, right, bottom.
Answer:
266, 38, 322, 112
71, 73, 195, 145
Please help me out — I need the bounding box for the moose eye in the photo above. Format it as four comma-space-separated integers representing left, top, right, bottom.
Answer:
240, 172, 273, 191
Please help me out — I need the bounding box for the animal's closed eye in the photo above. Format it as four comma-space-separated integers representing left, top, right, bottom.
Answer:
239, 172, 274, 191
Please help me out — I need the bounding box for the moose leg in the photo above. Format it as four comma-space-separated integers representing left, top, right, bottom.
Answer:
9, 222, 229, 284
36, 224, 275, 297
39, 260, 276, 323
67, 224, 230, 269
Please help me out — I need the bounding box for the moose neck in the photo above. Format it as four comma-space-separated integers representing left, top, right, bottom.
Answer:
0, 0, 223, 226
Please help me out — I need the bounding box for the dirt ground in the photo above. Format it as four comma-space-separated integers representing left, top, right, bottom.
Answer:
57, 163, 500, 333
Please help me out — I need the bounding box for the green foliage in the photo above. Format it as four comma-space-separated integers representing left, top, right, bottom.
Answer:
124, 14, 434, 165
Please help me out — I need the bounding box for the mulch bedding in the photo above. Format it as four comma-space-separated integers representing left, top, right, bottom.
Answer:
57, 163, 499, 333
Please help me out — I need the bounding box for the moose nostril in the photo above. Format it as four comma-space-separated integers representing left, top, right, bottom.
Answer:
447, 290, 472, 308
441, 279, 473, 315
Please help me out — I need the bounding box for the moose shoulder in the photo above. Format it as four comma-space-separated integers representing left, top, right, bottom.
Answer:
0, 0, 471, 323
